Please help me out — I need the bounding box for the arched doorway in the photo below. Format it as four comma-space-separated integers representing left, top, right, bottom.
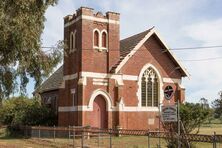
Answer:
91, 95, 108, 128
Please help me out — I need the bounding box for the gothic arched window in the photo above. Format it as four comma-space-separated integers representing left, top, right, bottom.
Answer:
94, 30, 99, 47
70, 31, 77, 51
101, 31, 107, 48
141, 67, 159, 107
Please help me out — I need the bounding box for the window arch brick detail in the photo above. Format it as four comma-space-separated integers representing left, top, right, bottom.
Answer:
94, 30, 99, 47
70, 30, 77, 52
137, 64, 164, 108
93, 28, 108, 51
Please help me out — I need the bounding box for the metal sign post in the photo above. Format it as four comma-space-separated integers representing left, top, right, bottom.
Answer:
162, 85, 181, 147
71, 89, 76, 106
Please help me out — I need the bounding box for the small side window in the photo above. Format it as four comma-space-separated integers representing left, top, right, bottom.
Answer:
94, 30, 99, 47
102, 32, 107, 48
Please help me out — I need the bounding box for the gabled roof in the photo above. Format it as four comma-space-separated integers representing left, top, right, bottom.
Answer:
35, 66, 63, 94
110, 28, 153, 72
37, 27, 189, 93
111, 27, 189, 77
120, 28, 153, 57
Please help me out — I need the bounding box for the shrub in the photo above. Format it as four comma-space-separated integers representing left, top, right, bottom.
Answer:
0, 96, 57, 135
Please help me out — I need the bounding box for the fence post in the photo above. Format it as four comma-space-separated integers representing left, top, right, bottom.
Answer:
81, 128, 84, 148
24, 125, 27, 138
53, 125, 56, 143
148, 130, 150, 148
213, 131, 216, 148
98, 132, 100, 148
110, 132, 112, 148
73, 126, 75, 148
68, 125, 70, 146
38, 125, 41, 139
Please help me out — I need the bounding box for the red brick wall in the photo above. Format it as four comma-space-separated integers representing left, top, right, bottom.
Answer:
121, 34, 182, 79
41, 90, 59, 114
57, 7, 185, 130
119, 112, 160, 130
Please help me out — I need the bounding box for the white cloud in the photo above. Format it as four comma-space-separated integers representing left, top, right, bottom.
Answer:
184, 19, 222, 45
182, 19, 222, 103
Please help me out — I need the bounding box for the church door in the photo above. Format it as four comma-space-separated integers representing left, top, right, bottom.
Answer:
91, 95, 108, 128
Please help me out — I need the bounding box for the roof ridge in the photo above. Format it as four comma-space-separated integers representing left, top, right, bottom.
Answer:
120, 27, 154, 42
34, 65, 63, 94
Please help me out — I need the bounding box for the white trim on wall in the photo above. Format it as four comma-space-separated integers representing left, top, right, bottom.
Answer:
92, 78, 108, 86
92, 82, 108, 86
162, 78, 181, 84
62, 71, 181, 83
58, 106, 159, 112
63, 73, 78, 81
64, 15, 119, 28
88, 89, 113, 111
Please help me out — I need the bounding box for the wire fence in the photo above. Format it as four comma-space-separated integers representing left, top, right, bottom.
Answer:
14, 125, 221, 147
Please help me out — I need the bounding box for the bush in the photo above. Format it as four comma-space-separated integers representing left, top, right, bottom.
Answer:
164, 102, 210, 147
0, 96, 57, 135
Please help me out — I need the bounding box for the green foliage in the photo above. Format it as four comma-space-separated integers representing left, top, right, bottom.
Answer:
212, 91, 222, 119
180, 102, 210, 134
0, 96, 57, 126
0, 0, 62, 100
164, 102, 210, 147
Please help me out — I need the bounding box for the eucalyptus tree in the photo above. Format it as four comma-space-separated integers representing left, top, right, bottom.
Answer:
0, 0, 62, 103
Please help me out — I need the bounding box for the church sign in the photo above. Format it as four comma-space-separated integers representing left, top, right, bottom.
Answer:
161, 105, 177, 122
164, 85, 174, 100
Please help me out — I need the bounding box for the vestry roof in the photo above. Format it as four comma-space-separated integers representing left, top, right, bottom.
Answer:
35, 65, 63, 93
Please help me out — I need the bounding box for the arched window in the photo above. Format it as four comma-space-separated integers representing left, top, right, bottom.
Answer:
102, 31, 107, 48
94, 30, 99, 47
70, 31, 77, 50
141, 67, 159, 107
70, 33, 74, 49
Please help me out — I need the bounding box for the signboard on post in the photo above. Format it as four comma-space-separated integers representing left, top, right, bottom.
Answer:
70, 88, 76, 94
164, 85, 174, 100
161, 105, 177, 122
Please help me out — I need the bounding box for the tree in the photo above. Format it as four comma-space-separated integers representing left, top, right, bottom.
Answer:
199, 97, 209, 109
180, 102, 210, 134
0, 96, 57, 126
163, 102, 210, 147
0, 0, 62, 103
212, 91, 222, 119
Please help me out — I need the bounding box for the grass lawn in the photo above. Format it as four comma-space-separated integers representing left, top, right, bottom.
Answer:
0, 126, 221, 148
193, 124, 222, 135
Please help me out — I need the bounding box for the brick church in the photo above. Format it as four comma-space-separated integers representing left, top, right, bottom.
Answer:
37, 7, 188, 130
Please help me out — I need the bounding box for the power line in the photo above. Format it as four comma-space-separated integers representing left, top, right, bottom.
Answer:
41, 45, 222, 51
181, 56, 222, 62
170, 45, 222, 51
41, 45, 222, 62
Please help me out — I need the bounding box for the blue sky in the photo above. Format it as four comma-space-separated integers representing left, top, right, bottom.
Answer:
26, 0, 222, 104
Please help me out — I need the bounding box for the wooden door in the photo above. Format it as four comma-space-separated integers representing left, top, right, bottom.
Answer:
91, 95, 108, 128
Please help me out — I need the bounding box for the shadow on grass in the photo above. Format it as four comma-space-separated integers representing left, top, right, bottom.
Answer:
0, 127, 27, 140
